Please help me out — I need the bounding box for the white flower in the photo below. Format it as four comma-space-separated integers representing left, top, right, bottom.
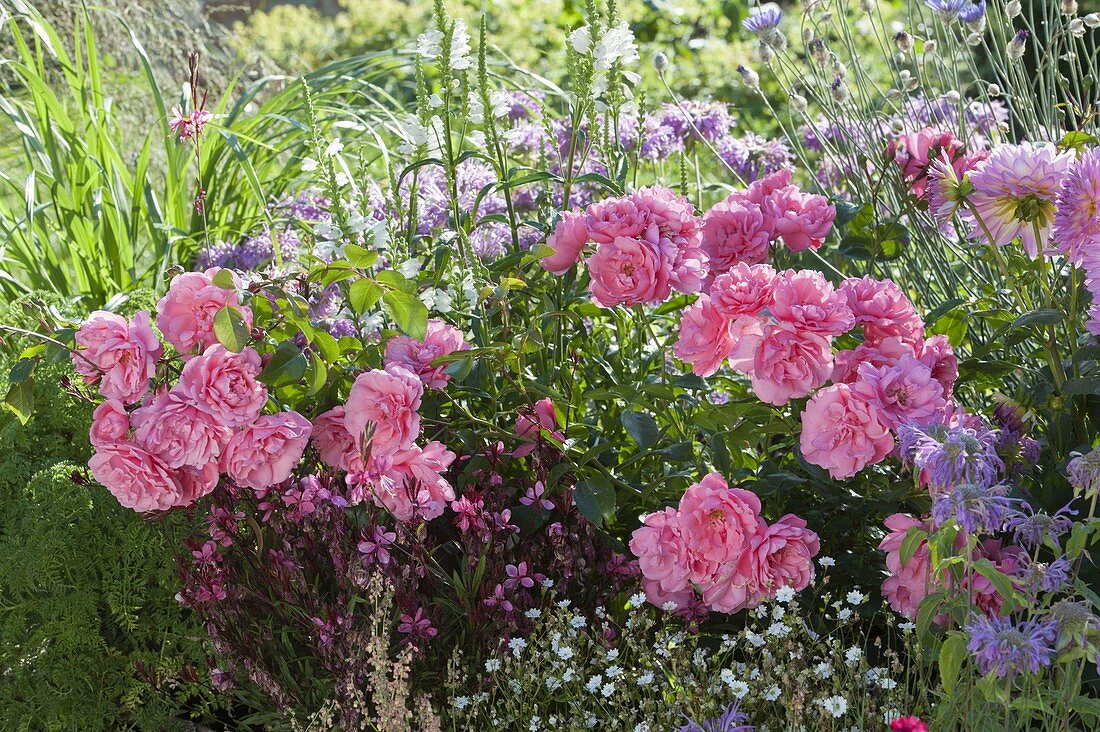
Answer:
729, 680, 750, 699
813, 662, 833, 679
509, 637, 527, 656
818, 695, 848, 718
593, 22, 639, 71
636, 671, 654, 686
454, 695, 470, 710
301, 157, 319, 172
845, 646, 863, 666
819, 556, 835, 568
846, 590, 866, 605
764, 685, 781, 701
774, 586, 796, 603
449, 19, 472, 70
569, 26, 592, 54
485, 658, 501, 673
524, 608, 541, 619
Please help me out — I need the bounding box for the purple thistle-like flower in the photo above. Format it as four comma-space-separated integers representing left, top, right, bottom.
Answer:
679, 700, 755, 732
966, 614, 1059, 678
932, 482, 1014, 534
1053, 147, 1100, 264
1005, 503, 1075, 549
898, 419, 1004, 492
742, 7, 783, 35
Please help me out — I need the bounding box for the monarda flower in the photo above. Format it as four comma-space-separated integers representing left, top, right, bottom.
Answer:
965, 142, 1075, 257
965, 614, 1059, 678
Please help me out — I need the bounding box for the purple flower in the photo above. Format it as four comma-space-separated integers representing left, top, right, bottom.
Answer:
931, 482, 1014, 534
898, 419, 1004, 492
679, 699, 755, 732
966, 614, 1059, 678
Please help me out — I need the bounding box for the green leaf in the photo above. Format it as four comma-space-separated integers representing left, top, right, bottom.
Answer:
621, 410, 659, 449
574, 475, 617, 526
349, 279, 384, 314
4, 377, 35, 425
211, 269, 237, 290
345, 244, 379, 269
939, 634, 968, 695
383, 290, 428, 340
213, 306, 250, 353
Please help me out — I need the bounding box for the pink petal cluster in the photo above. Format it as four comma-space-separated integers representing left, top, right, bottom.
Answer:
700, 169, 836, 278
629, 472, 819, 614
72, 310, 162, 404
540, 186, 709, 307
383, 319, 469, 389
156, 268, 253, 354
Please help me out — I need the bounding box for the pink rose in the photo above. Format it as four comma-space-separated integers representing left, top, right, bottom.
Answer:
174, 345, 267, 428
72, 310, 162, 404
541, 210, 589, 275
89, 399, 130, 447
156, 268, 253, 354
800, 384, 894, 479
344, 365, 423, 457
221, 412, 313, 490
674, 295, 735, 377
709, 263, 776, 318
832, 336, 915, 384
750, 324, 834, 406
918, 335, 958, 398
770, 269, 854, 336
748, 514, 820, 598
383, 319, 469, 390
587, 236, 672, 307
879, 513, 933, 620
89, 442, 182, 512
763, 187, 836, 252
131, 391, 232, 469
839, 276, 924, 346
677, 473, 762, 587
850, 356, 946, 429
629, 507, 694, 609
701, 197, 772, 272
312, 406, 363, 472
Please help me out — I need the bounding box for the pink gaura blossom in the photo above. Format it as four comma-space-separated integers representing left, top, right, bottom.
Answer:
175, 345, 267, 428
700, 196, 772, 272
770, 269, 854, 336
674, 294, 735, 377
344, 365, 423, 457
748, 513, 820, 597
72, 310, 162, 404
156, 268, 252, 354
89, 399, 130, 447
541, 209, 589, 274
708, 263, 776, 318
88, 441, 182, 512
799, 383, 894, 479
221, 411, 313, 490
383, 319, 468, 390
750, 324, 834, 406
851, 356, 946, 429
132, 390, 233, 469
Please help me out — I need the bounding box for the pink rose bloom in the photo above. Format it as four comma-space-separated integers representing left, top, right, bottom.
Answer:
175, 345, 267, 428
541, 210, 589, 275
832, 336, 916, 384
89, 399, 130, 447
587, 236, 672, 307
312, 406, 362, 472
72, 310, 162, 404
176, 462, 219, 506
770, 269, 855, 336
879, 513, 933, 620
748, 514, 820, 599
629, 507, 694, 609
156, 268, 253, 354
344, 365, 423, 457
839, 276, 925, 345
851, 356, 946, 429
88, 442, 182, 512
383, 319, 469, 390
709, 263, 776, 318
701, 197, 772, 273
750, 325, 833, 406
132, 391, 232, 469
763, 187, 836, 252
800, 384, 894, 479
677, 473, 762, 587
918, 335, 958, 398
674, 295, 735, 377
221, 411, 313, 490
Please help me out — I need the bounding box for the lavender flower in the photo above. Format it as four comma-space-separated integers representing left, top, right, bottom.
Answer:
966, 614, 1059, 678
679, 700, 755, 732
931, 482, 1014, 533
898, 419, 1004, 492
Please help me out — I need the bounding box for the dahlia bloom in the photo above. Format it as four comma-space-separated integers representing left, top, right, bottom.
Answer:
799, 384, 894, 479
965, 142, 1075, 256
72, 310, 162, 404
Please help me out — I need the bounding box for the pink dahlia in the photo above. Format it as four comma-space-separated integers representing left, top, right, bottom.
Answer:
799, 383, 894, 479
1053, 147, 1100, 264
966, 142, 1075, 257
